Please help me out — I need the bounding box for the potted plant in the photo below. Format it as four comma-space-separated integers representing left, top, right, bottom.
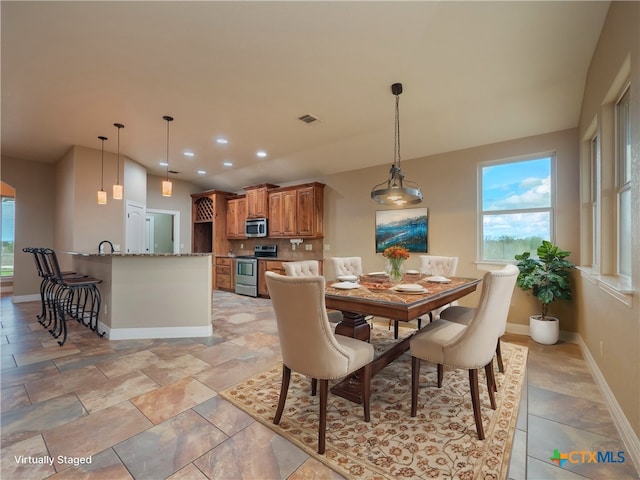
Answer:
514, 240, 574, 344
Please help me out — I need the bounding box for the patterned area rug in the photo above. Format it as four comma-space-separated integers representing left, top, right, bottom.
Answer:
220, 326, 528, 480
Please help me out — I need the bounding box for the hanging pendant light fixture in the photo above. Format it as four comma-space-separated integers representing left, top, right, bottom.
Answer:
370, 83, 423, 206
113, 123, 124, 200
97, 135, 108, 205
162, 115, 173, 197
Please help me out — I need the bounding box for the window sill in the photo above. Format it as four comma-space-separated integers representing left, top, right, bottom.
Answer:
576, 266, 634, 306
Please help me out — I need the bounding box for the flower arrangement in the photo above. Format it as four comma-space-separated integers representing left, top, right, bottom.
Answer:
383, 246, 410, 260
383, 246, 410, 281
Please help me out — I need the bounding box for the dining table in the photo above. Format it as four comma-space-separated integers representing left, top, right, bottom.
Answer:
324, 274, 482, 403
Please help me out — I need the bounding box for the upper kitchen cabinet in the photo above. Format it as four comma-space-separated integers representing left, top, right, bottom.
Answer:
191, 190, 231, 254
226, 196, 247, 239
244, 183, 278, 219
268, 182, 324, 238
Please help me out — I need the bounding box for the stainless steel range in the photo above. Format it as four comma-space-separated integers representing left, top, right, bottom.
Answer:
235, 245, 277, 297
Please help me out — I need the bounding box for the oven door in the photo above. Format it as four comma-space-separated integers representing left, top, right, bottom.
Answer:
235, 258, 257, 286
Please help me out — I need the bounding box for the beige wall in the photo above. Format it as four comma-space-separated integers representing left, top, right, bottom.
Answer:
576, 1, 640, 438
0, 156, 55, 297
322, 128, 580, 331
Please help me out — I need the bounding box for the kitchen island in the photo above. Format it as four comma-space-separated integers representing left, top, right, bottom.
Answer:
67, 252, 212, 340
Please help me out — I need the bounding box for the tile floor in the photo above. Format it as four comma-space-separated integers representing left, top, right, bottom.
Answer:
1, 291, 638, 479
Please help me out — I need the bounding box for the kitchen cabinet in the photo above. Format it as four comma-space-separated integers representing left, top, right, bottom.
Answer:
226, 197, 246, 239
258, 260, 285, 297
215, 256, 235, 291
244, 183, 278, 219
268, 182, 324, 238
191, 190, 231, 254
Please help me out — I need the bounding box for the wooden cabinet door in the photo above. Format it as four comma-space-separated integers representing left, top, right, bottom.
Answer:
226, 199, 238, 238
296, 186, 315, 236
282, 189, 297, 236
259, 260, 284, 297
246, 188, 268, 218
268, 191, 284, 236
236, 198, 247, 238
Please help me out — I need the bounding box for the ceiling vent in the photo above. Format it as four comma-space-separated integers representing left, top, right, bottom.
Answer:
168, 170, 179, 175
298, 113, 319, 124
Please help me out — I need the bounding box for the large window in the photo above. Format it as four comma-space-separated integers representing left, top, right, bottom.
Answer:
1, 196, 15, 278
616, 86, 631, 277
590, 135, 600, 267
480, 155, 553, 261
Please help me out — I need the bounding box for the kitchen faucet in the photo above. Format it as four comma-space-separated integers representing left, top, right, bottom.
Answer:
98, 240, 114, 254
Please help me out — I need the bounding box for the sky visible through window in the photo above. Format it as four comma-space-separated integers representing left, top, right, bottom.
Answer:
482, 157, 551, 241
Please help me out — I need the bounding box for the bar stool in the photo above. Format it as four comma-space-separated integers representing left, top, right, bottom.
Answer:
39, 248, 104, 345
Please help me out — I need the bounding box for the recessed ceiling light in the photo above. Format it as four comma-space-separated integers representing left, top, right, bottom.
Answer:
216, 138, 228, 144
256, 150, 267, 158
159, 161, 168, 167
184, 152, 194, 157
223, 161, 233, 167
197, 170, 206, 175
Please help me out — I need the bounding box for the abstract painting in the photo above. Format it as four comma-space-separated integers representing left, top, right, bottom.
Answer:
375, 208, 428, 253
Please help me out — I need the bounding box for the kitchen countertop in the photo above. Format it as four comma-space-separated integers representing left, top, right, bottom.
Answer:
67, 252, 211, 257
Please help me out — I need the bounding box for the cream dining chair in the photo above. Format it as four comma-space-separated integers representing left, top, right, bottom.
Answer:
409, 264, 518, 440
283, 260, 343, 323
265, 271, 374, 454
411, 255, 459, 329
330, 257, 363, 277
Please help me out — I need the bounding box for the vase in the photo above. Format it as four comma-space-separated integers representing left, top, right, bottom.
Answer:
386, 258, 404, 283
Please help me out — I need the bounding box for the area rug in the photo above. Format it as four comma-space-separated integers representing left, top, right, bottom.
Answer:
220, 326, 528, 480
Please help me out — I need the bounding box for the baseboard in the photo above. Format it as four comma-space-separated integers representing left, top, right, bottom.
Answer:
11, 294, 41, 303
576, 335, 640, 474
100, 323, 213, 340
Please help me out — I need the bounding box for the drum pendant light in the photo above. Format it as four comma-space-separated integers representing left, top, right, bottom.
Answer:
370, 83, 423, 206
113, 123, 124, 200
97, 135, 108, 205
162, 115, 173, 197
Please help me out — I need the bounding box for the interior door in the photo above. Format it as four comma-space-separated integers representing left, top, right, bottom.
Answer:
126, 201, 146, 253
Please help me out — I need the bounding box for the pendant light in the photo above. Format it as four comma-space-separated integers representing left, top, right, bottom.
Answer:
113, 123, 124, 200
370, 83, 423, 206
162, 115, 173, 197
97, 135, 108, 205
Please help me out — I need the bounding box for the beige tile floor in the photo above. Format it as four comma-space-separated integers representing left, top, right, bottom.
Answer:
1, 291, 638, 479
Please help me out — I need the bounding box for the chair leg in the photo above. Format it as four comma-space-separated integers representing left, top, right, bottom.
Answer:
411, 356, 420, 417
469, 369, 485, 440
361, 364, 371, 422
274, 365, 291, 425
311, 378, 317, 396
437, 364, 444, 388
318, 379, 329, 454
484, 361, 497, 410
496, 338, 504, 373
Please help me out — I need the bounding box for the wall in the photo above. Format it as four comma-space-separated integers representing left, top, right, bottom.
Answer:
576, 1, 640, 439
322, 128, 580, 331
0, 156, 55, 298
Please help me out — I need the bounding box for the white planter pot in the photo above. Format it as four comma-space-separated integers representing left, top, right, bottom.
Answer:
529, 315, 559, 345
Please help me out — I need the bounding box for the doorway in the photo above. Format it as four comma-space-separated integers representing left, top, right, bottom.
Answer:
146, 209, 180, 254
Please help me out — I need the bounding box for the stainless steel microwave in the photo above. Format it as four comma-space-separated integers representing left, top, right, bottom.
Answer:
245, 218, 268, 237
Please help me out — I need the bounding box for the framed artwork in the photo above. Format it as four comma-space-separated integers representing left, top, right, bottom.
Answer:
375, 208, 428, 253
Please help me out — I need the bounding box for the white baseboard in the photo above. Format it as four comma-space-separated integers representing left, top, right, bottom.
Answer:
100, 323, 213, 340
505, 322, 640, 473
11, 294, 41, 303
576, 335, 640, 474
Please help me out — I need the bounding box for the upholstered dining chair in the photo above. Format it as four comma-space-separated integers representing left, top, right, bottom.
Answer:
409, 264, 518, 440
412, 255, 459, 329
283, 260, 343, 323
265, 271, 374, 454
331, 256, 363, 277
439, 266, 516, 374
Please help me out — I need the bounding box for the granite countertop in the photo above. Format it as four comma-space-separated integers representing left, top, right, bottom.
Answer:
67, 252, 212, 257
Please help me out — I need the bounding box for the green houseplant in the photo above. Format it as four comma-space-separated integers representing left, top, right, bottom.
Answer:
514, 240, 574, 344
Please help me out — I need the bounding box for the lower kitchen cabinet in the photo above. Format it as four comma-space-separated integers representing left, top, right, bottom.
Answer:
215, 256, 235, 291
258, 260, 285, 297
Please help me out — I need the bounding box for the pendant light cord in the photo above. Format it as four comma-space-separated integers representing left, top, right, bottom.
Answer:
98, 135, 107, 190
394, 93, 401, 168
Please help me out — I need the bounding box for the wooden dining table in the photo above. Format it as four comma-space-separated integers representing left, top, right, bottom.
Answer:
325, 275, 482, 403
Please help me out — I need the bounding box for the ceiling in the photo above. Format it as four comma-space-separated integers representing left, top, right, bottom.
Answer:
1, 1, 609, 193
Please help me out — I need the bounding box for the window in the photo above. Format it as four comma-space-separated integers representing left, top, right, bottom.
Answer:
480, 155, 553, 261
590, 135, 600, 267
1, 196, 15, 278
616, 86, 631, 277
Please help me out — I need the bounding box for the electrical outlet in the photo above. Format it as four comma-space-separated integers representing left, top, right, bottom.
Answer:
324, 244, 330, 251
104, 305, 108, 315
305, 244, 312, 251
